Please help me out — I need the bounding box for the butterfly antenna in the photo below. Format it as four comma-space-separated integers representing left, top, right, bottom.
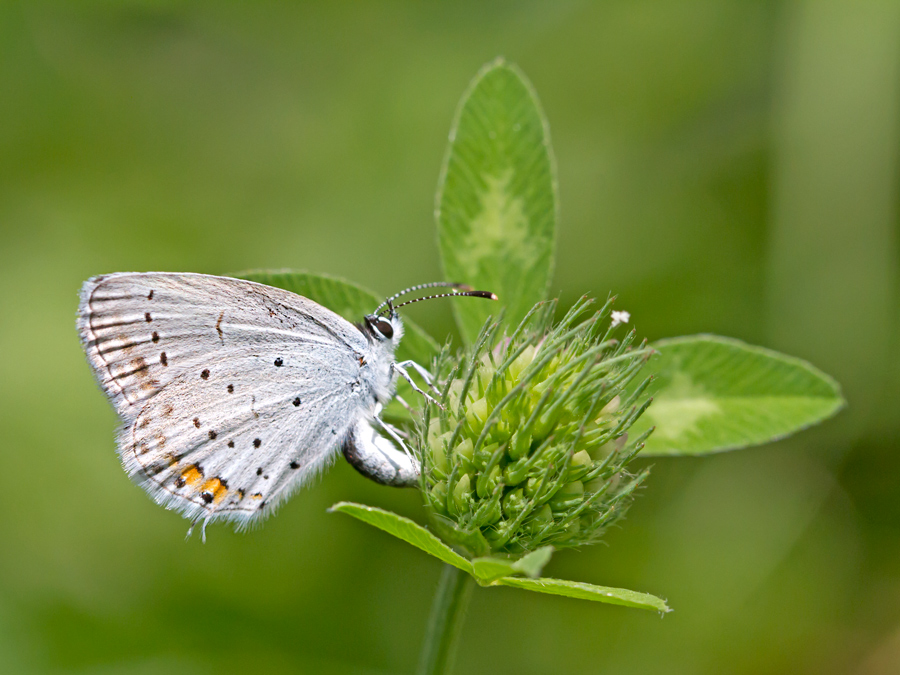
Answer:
375, 281, 474, 316
392, 290, 498, 311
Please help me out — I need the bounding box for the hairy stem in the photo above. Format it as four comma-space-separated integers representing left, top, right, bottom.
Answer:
417, 564, 474, 675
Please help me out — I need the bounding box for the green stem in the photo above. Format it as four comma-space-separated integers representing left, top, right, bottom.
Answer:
417, 564, 474, 675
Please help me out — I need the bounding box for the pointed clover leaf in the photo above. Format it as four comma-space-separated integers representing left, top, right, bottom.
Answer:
494, 577, 670, 613
512, 546, 555, 577
471, 547, 554, 582
329, 502, 473, 573
236, 270, 439, 366
331, 502, 668, 612
631, 335, 845, 456
436, 58, 557, 344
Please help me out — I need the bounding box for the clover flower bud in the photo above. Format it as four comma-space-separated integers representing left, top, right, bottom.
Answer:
417, 297, 655, 556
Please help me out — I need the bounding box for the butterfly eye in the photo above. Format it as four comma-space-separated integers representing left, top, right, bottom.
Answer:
364, 314, 394, 339
373, 318, 394, 339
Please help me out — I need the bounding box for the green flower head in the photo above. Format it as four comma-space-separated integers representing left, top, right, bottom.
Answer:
417, 296, 656, 557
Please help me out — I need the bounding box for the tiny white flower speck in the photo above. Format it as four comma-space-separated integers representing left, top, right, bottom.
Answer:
610, 310, 630, 327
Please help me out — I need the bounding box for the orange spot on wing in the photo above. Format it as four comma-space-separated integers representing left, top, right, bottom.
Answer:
180, 465, 204, 487
201, 478, 228, 504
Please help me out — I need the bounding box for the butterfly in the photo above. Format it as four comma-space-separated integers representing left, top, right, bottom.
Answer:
77, 272, 494, 536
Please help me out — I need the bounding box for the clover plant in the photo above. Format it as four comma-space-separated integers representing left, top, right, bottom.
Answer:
242, 58, 843, 675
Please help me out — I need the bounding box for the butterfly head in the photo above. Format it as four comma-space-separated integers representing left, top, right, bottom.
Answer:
363, 312, 403, 343
363, 282, 497, 347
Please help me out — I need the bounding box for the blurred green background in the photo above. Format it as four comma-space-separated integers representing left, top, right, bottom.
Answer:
2, 1, 898, 673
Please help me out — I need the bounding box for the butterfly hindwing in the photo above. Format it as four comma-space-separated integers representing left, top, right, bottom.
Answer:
125, 353, 360, 526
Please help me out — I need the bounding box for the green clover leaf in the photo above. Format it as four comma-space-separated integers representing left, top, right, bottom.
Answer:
330, 502, 669, 613
436, 58, 557, 344
632, 335, 845, 456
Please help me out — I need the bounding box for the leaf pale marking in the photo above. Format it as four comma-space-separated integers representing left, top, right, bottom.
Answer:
633, 334, 845, 456
436, 58, 557, 343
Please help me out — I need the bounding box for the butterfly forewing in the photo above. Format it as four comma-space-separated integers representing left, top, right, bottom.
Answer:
79, 273, 365, 419
78, 272, 372, 527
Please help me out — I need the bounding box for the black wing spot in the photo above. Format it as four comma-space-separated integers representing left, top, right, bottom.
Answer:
144, 312, 152, 323
208, 430, 217, 440
160, 352, 168, 366
151, 331, 160, 343
253, 438, 261, 448
147, 290, 154, 300
193, 417, 201, 428
256, 467, 263, 476
227, 384, 234, 393
274, 358, 283, 367
292, 397, 301, 407
175, 476, 186, 488
227, 440, 235, 448
201, 369, 210, 380
290, 461, 300, 470
201, 492, 213, 504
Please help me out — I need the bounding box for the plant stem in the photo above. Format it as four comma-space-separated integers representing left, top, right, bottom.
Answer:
417, 564, 474, 675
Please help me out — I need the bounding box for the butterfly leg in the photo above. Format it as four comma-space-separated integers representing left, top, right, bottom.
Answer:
380, 417, 411, 441
393, 361, 441, 407
394, 394, 414, 414
371, 402, 410, 441
373, 417, 415, 459
395, 359, 441, 393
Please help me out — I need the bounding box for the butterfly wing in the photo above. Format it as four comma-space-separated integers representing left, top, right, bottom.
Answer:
78, 272, 372, 527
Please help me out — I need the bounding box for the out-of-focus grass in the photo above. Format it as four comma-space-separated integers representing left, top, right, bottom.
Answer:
1, 2, 898, 674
